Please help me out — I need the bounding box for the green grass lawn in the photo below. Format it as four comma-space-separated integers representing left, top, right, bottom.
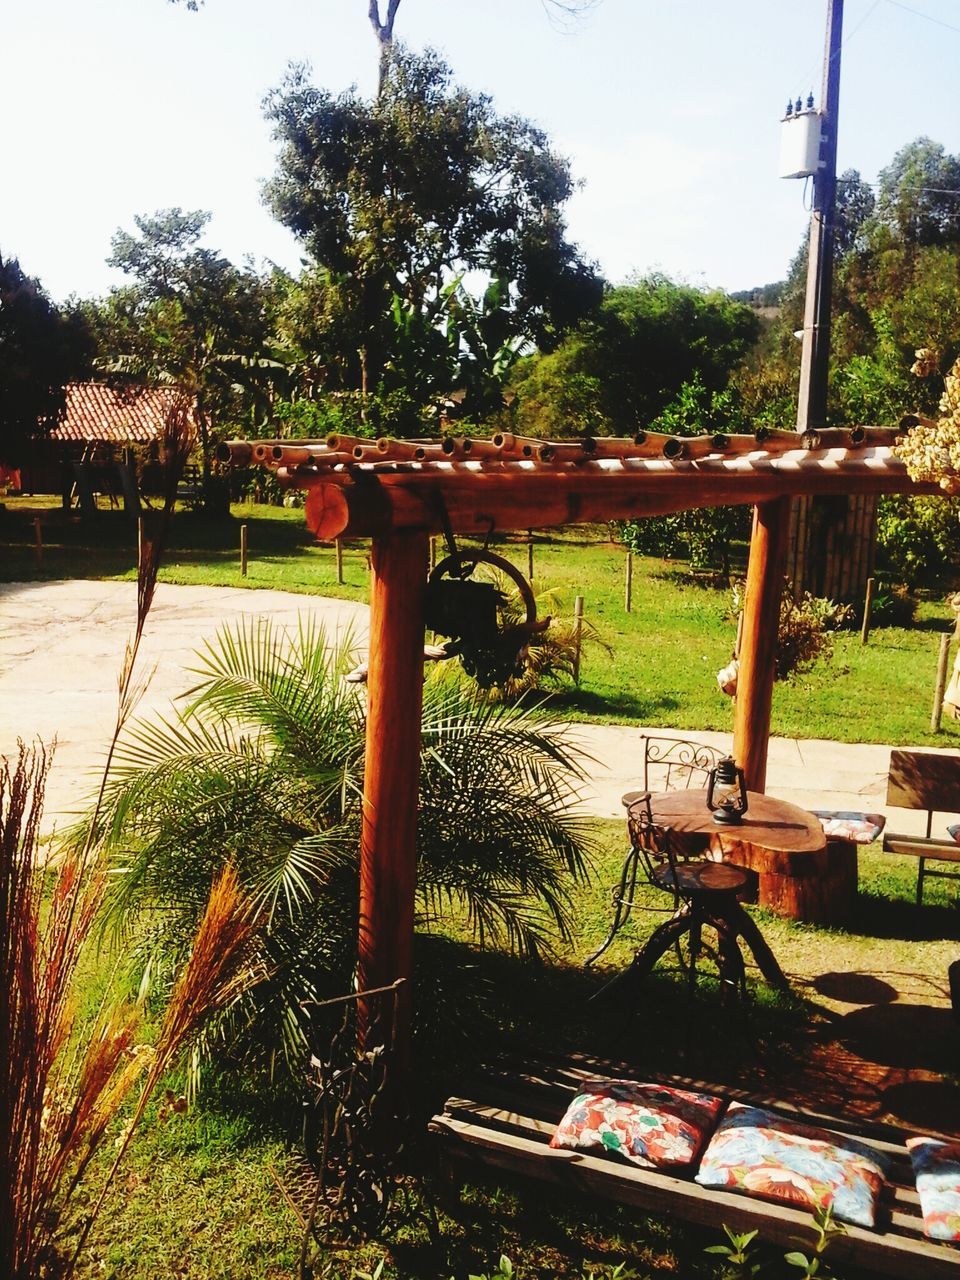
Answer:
3, 496, 960, 746
68, 819, 959, 1280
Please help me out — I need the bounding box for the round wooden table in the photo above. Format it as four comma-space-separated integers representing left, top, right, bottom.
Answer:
622, 789, 856, 924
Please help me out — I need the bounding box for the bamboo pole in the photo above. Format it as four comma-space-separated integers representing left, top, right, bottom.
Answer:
527, 530, 534, 581
861, 577, 876, 645
358, 531, 429, 1073
33, 516, 43, 568
624, 550, 633, 613
932, 633, 952, 732
573, 595, 585, 685
240, 524, 248, 577
335, 536, 344, 585
733, 497, 792, 793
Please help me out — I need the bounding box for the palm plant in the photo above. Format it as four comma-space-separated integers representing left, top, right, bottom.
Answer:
90, 617, 594, 1072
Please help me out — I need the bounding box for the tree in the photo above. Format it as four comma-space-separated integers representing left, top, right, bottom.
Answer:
99, 209, 278, 502
869, 138, 960, 252
0, 256, 92, 464
513, 275, 760, 437
262, 48, 600, 428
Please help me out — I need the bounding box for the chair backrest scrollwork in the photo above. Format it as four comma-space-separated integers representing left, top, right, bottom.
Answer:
640, 735, 727, 793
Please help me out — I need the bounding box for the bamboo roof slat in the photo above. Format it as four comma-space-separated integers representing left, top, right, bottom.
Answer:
219, 427, 945, 539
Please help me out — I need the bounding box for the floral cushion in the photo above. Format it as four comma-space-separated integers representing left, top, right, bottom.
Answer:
695, 1102, 889, 1228
549, 1079, 725, 1170
908, 1136, 960, 1240
812, 810, 886, 843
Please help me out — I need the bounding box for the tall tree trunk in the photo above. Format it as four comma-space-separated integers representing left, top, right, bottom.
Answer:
367, 0, 402, 96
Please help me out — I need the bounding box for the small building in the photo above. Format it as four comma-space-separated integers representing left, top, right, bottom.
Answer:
20, 382, 185, 512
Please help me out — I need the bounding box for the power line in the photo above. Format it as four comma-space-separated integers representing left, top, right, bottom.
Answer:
884, 0, 960, 37
789, 0, 881, 103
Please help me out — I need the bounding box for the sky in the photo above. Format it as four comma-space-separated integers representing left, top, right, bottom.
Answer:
3, 0, 960, 304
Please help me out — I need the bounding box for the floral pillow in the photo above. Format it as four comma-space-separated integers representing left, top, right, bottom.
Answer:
812, 811, 886, 843
907, 1136, 960, 1240
550, 1079, 725, 1170
695, 1102, 889, 1228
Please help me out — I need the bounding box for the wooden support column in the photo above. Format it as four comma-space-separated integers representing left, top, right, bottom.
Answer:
734, 497, 791, 793
358, 530, 429, 1064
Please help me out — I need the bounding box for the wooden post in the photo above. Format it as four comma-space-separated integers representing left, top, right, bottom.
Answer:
137, 516, 144, 570
335, 536, 344, 585
932, 632, 952, 732
733, 497, 791, 793
358, 531, 429, 1070
860, 576, 876, 645
32, 517, 43, 568
429, 535, 437, 572
527, 530, 534, 581
240, 523, 248, 577
624, 550, 633, 613
572, 594, 584, 685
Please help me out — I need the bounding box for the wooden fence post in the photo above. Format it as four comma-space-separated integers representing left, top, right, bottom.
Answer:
335, 536, 344, 585
624, 550, 633, 613
932, 632, 952, 732
861, 576, 876, 645
33, 517, 43, 569
573, 595, 584, 685
240, 523, 248, 577
527, 530, 534, 581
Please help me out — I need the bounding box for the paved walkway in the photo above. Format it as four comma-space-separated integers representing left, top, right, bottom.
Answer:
1, 579, 954, 835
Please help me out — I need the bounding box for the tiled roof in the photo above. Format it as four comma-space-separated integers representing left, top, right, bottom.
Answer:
49, 383, 184, 444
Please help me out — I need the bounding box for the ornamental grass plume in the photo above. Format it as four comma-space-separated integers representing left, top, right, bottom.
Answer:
68, 862, 259, 1271
0, 395, 216, 1280
895, 350, 960, 494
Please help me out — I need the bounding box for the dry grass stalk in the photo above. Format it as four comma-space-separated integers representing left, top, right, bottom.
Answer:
0, 397, 206, 1280
69, 863, 259, 1270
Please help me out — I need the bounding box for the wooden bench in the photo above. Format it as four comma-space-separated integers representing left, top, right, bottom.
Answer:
882, 749, 960, 905
428, 1050, 960, 1280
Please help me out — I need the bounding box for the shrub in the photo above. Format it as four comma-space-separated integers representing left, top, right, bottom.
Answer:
729, 582, 852, 680
876, 493, 960, 586
87, 619, 594, 1075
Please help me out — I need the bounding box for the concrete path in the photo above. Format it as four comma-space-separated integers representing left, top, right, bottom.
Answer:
0, 580, 367, 832
1, 579, 954, 835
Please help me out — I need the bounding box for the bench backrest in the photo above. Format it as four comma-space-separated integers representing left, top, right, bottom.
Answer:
886, 749, 960, 835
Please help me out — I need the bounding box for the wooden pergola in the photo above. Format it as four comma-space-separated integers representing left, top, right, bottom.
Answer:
223, 425, 939, 1059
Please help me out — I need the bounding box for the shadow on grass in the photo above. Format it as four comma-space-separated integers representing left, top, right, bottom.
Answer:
547, 687, 682, 720
844, 892, 960, 944
410, 935, 813, 1116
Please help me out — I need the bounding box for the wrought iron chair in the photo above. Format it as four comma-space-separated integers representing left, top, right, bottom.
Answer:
639, 734, 728, 793
585, 735, 728, 966
618, 795, 752, 1000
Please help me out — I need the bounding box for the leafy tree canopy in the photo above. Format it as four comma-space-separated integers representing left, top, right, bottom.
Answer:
0, 256, 92, 465
513, 274, 759, 437
262, 47, 600, 425
94, 209, 280, 493
735, 140, 960, 430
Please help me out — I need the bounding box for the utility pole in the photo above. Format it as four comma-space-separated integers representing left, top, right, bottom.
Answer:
796, 0, 843, 431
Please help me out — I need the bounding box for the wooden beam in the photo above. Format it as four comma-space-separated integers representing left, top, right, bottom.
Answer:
734, 497, 792, 793
303, 465, 933, 542
358, 531, 428, 1070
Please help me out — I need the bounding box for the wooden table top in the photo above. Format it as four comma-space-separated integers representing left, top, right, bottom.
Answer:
622, 788, 827, 876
